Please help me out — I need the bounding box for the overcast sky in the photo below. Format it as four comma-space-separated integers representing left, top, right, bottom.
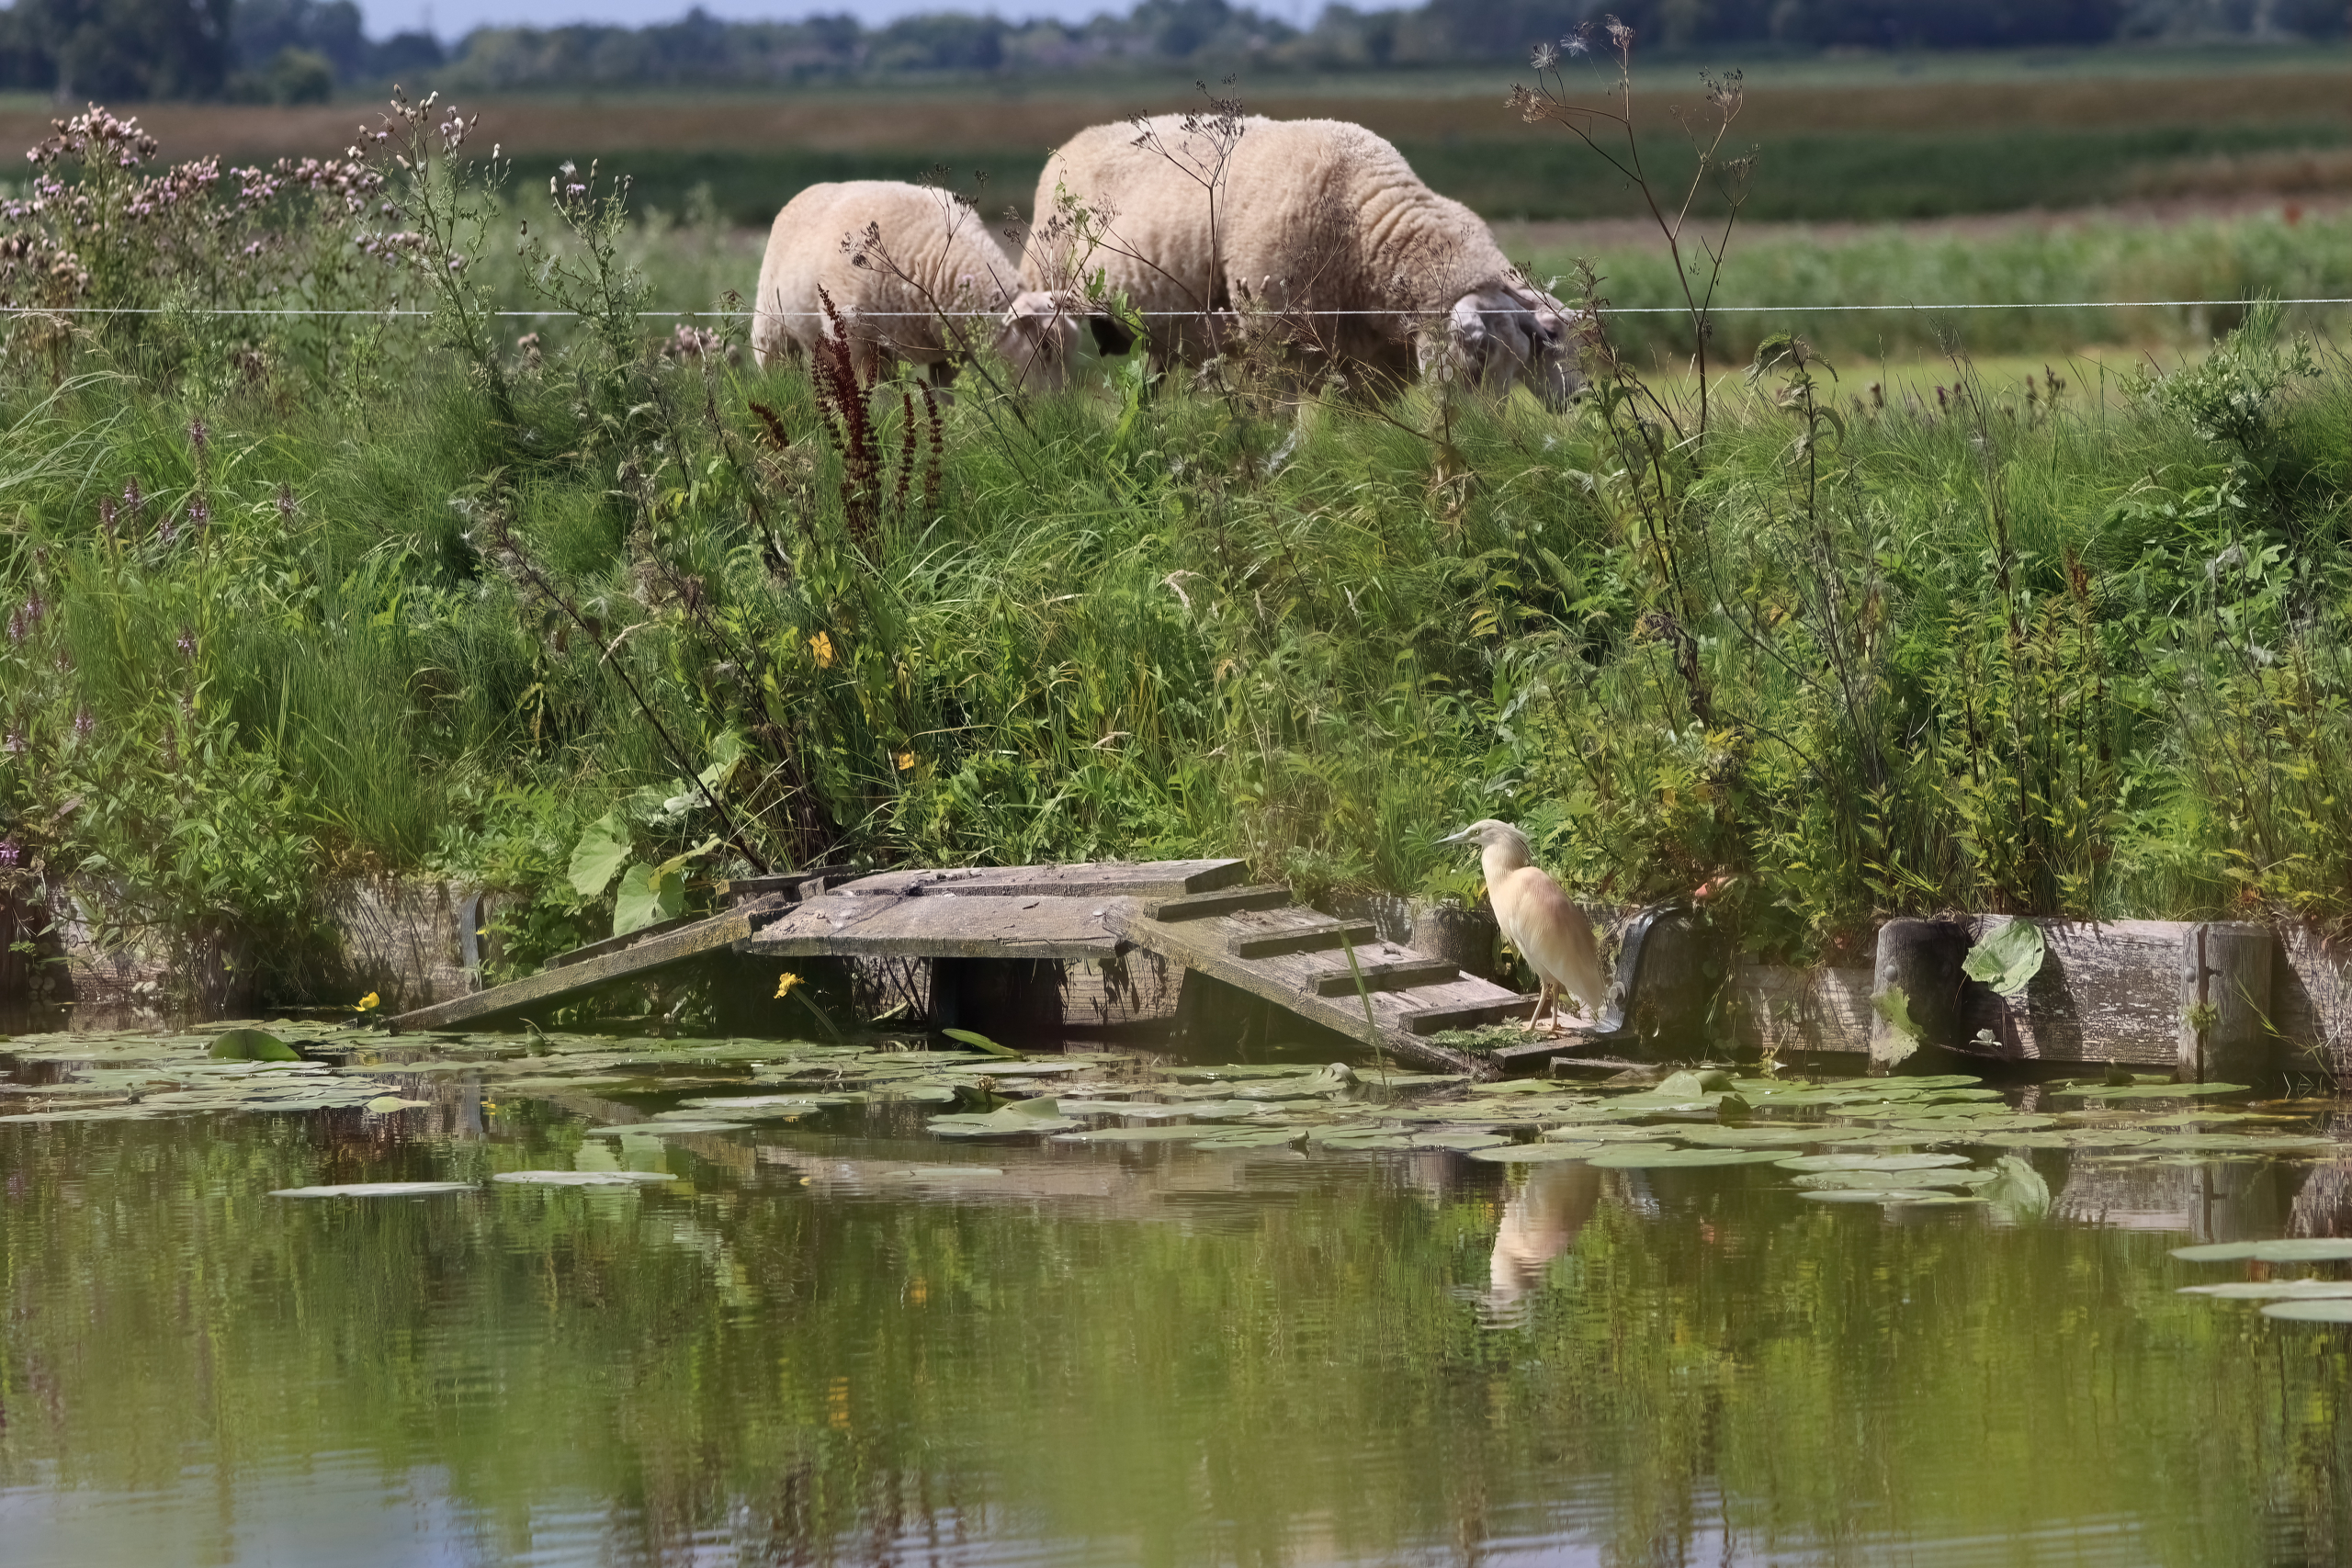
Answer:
361, 0, 1369, 39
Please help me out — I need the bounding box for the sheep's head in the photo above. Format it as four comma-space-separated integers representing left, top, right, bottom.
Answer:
994, 290, 1079, 392
1425, 286, 1588, 410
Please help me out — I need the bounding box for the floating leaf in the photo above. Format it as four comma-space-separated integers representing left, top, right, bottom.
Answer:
2058, 1081, 2252, 1101
1412, 1130, 1510, 1150
492, 1170, 676, 1187
1588, 1145, 1787, 1168
1802, 1188, 1984, 1205
209, 1029, 300, 1062
1962, 919, 2045, 997
1238, 1064, 1359, 1099
941, 1027, 1021, 1058
1466, 1142, 1608, 1163
1779, 1152, 1973, 1173
2181, 1280, 2352, 1300
1312, 1133, 1419, 1151
2261, 1300, 2352, 1324
1795, 1168, 1996, 1190
363, 1096, 429, 1113
930, 1099, 1080, 1138
2173, 1238, 2352, 1263
1667, 1124, 1827, 1147
568, 813, 632, 898
1187, 1129, 1306, 1150
271, 1181, 476, 1197
1981, 1154, 2052, 1220
1645, 1069, 1738, 1098
1051, 1124, 1230, 1144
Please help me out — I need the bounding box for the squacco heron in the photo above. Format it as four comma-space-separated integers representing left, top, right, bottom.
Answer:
1438, 818, 1606, 1033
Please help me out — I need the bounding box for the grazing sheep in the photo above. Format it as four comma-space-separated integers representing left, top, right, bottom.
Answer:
1029, 116, 1580, 406
752, 180, 1075, 390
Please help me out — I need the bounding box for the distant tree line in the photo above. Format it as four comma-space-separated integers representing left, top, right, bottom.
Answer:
0, 0, 2343, 101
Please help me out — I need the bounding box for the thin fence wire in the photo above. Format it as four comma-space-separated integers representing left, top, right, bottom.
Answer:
3, 298, 2350, 320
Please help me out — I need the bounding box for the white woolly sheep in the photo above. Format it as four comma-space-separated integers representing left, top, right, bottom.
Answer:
1029, 117, 1581, 406
752, 180, 1076, 391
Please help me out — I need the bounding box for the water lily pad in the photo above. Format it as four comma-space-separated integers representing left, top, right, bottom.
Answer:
1051, 1124, 1229, 1143
363, 1096, 430, 1113
1778, 1152, 1973, 1172
1793, 1168, 1996, 1190
209, 1029, 300, 1062
1187, 1128, 1306, 1149
2261, 1300, 2352, 1324
1801, 1188, 1984, 1205
492, 1170, 677, 1186
1412, 1130, 1510, 1150
1312, 1133, 1419, 1151
1587, 1145, 1786, 1168
2057, 1082, 2251, 1100
1238, 1065, 1359, 1099
2140, 1134, 2336, 1154
271, 1181, 476, 1197
1673, 1124, 1829, 1146
2179, 1280, 2352, 1300
929, 1099, 1081, 1138
2173, 1238, 2352, 1263
1465, 1142, 1607, 1162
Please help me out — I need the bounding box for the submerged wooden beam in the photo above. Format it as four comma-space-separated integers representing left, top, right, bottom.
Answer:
386, 897, 786, 1033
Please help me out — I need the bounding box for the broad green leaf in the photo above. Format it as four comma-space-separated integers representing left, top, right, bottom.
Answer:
1779, 1152, 1973, 1172
1465, 1142, 1607, 1162
941, 1027, 1021, 1058
1981, 1154, 2052, 1219
568, 812, 632, 898
1870, 985, 1922, 1066
1962, 919, 2045, 997
209, 1029, 300, 1062
1588, 1145, 1786, 1168
613, 861, 686, 937
492, 1170, 676, 1186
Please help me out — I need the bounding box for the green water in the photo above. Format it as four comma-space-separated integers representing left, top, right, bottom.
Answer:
6, 1033, 2352, 1565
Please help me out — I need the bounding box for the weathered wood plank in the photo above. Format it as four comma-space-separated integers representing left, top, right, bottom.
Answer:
1103, 908, 1494, 1076
1959, 918, 2196, 1068
546, 914, 695, 969
1305, 956, 1461, 997
1397, 993, 1544, 1034
718, 872, 831, 904
831, 860, 1249, 901
1734, 964, 1874, 1056
1231, 919, 1378, 959
1144, 885, 1295, 921
741, 893, 1133, 961
387, 897, 786, 1032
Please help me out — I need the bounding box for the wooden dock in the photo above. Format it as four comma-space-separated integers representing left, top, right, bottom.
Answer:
382, 857, 1624, 1076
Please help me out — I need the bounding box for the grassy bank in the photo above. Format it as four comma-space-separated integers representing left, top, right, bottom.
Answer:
1, 101, 2350, 1010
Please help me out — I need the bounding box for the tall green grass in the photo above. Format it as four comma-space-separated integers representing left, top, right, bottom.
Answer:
3, 116, 2350, 1003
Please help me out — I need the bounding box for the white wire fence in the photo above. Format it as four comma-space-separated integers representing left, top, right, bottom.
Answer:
2, 298, 2349, 320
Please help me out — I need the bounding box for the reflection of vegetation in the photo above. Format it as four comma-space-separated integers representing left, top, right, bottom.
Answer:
5, 1110, 2350, 1561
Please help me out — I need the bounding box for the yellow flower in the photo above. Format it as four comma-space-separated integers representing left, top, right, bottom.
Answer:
894, 750, 914, 771
775, 971, 802, 1000
808, 631, 835, 668
356, 991, 380, 1012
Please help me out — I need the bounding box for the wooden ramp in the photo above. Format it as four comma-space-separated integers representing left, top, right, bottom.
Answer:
384, 856, 1643, 1077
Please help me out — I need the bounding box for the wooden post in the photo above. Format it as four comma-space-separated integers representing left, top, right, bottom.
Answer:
1870, 917, 1970, 1068
2179, 921, 2274, 1082
1618, 909, 1715, 1060
1412, 903, 1501, 984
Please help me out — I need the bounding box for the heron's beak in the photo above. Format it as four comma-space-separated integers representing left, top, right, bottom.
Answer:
1438, 826, 1476, 846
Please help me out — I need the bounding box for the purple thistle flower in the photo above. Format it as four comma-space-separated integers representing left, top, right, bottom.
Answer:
187, 416, 208, 453
187, 497, 210, 527
0, 838, 19, 869
3, 730, 21, 755
275, 483, 297, 523
98, 496, 116, 530
122, 477, 143, 514
24, 592, 42, 626
158, 513, 176, 544
176, 627, 195, 658
72, 707, 94, 740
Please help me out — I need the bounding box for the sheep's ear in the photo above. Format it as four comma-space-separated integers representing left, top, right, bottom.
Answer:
1090, 315, 1137, 355
1449, 295, 1488, 356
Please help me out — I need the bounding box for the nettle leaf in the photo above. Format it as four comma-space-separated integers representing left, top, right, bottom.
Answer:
613, 861, 686, 937
1963, 920, 2045, 998
568, 813, 632, 899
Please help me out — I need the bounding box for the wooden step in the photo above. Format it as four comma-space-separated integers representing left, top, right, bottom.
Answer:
1145, 884, 1294, 921
1306, 956, 1460, 997
547, 914, 695, 969
1231, 919, 1378, 959
1396, 993, 1544, 1034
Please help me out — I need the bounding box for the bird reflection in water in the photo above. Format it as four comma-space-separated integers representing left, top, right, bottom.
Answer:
1483, 1161, 1607, 1318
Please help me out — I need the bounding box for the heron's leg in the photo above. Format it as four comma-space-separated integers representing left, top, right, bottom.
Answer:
1529, 980, 1558, 1034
